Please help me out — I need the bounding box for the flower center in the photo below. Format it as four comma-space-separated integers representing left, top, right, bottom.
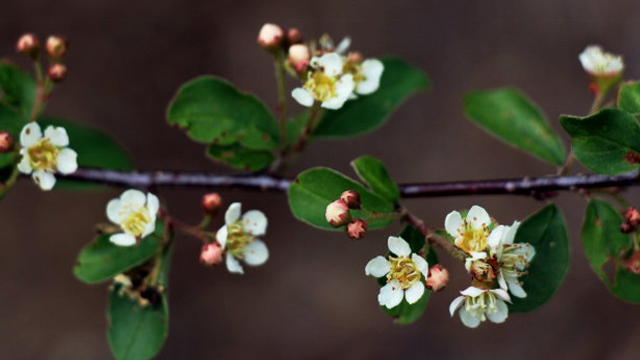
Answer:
464, 291, 498, 321
387, 256, 422, 290
343, 63, 364, 83
121, 206, 152, 237
305, 71, 337, 101
456, 220, 489, 253
226, 222, 255, 256
27, 138, 59, 171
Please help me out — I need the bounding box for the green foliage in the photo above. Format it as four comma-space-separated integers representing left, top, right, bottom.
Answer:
509, 204, 570, 313
351, 155, 400, 204
560, 109, 640, 174
108, 287, 169, 360
314, 58, 430, 138
288, 167, 395, 230
0, 61, 37, 118
618, 81, 640, 116
207, 143, 275, 172
463, 88, 566, 166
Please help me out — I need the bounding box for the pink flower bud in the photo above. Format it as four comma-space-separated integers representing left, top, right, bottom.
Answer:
624, 207, 640, 227
288, 44, 310, 73
48, 64, 67, 83
426, 264, 449, 292
202, 193, 223, 216
200, 243, 223, 265
16, 33, 39, 59
340, 190, 361, 209
287, 28, 303, 44
0, 132, 14, 153
347, 51, 363, 64
325, 200, 351, 227
46, 35, 67, 58
257, 23, 284, 50
346, 218, 367, 240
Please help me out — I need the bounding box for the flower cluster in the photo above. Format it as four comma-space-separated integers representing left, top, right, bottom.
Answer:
446, 205, 535, 328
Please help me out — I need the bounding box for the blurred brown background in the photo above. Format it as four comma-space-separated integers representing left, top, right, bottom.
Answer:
1, 0, 640, 359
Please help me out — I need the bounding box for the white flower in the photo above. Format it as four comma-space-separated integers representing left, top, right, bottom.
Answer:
106, 189, 160, 246
579, 45, 624, 76
445, 205, 492, 253
17, 122, 78, 190
449, 286, 511, 328
291, 52, 355, 110
216, 202, 269, 274
487, 221, 535, 298
365, 236, 429, 309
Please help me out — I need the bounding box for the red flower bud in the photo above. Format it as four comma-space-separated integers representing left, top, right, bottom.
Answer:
200, 243, 223, 265
202, 193, 223, 216
624, 207, 640, 227
16, 33, 40, 59
0, 132, 14, 153
325, 200, 351, 227
48, 64, 67, 83
287, 28, 303, 44
340, 190, 361, 210
346, 218, 367, 240
46, 35, 68, 58
257, 23, 284, 50
426, 264, 449, 292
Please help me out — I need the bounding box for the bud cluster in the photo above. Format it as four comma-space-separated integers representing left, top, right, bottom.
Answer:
16, 33, 69, 83
620, 207, 640, 234
324, 190, 368, 240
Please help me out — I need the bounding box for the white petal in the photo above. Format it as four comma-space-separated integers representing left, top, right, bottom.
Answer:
17, 153, 32, 174
487, 300, 509, 324
106, 199, 122, 223
444, 211, 463, 238
141, 218, 155, 238
120, 189, 146, 206
378, 281, 403, 309
498, 273, 508, 292
44, 126, 69, 147
405, 281, 425, 304
467, 205, 491, 230
20, 123, 42, 147
488, 225, 506, 250
411, 253, 429, 275
242, 240, 269, 266
356, 59, 384, 95
388, 236, 411, 257
460, 286, 485, 297
110, 233, 136, 246
321, 96, 348, 110
335, 74, 355, 97
491, 288, 512, 302
146, 192, 160, 216
226, 253, 244, 274
507, 279, 527, 298
503, 221, 520, 245
459, 308, 481, 328
334, 36, 351, 54
449, 296, 465, 316
317, 53, 343, 77
216, 225, 228, 249
225, 202, 242, 225
242, 210, 267, 236
55, 148, 78, 174
292, 88, 314, 107
365, 256, 391, 277
33, 170, 55, 190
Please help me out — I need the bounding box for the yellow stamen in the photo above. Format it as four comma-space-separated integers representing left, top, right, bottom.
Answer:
387, 256, 421, 290
27, 138, 59, 171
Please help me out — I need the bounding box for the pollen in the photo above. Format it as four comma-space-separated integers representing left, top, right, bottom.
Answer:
387, 256, 422, 290
305, 71, 337, 102
455, 220, 489, 253
121, 207, 152, 237
27, 138, 59, 171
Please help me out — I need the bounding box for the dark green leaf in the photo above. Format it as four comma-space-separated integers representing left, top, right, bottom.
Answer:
509, 204, 569, 313
351, 156, 400, 204
618, 81, 640, 116
207, 143, 275, 172
560, 109, 640, 174
0, 62, 37, 118
108, 287, 168, 360
288, 167, 394, 230
167, 76, 279, 149
610, 267, 640, 303
464, 88, 566, 166
0, 102, 28, 138
314, 58, 430, 138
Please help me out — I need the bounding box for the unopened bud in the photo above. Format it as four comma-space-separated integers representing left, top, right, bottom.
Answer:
621, 222, 634, 234
340, 190, 360, 209
16, 33, 39, 59
624, 207, 640, 227
0, 132, 14, 153
288, 44, 310, 73
48, 64, 67, 83
325, 200, 351, 227
347, 51, 363, 64
46, 35, 67, 58
346, 218, 367, 240
287, 28, 303, 44
426, 264, 449, 292
257, 23, 284, 50
202, 193, 223, 216
625, 251, 640, 274
200, 243, 223, 265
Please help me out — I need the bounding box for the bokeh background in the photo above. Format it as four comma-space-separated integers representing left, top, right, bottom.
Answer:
1, 1, 640, 359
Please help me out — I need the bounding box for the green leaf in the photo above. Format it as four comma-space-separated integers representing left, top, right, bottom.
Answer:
167, 76, 279, 150
108, 287, 168, 360
0, 102, 28, 138
288, 167, 394, 230
314, 58, 430, 138
618, 81, 640, 116
610, 267, 640, 303
560, 109, 640, 174
73, 222, 163, 284
509, 204, 569, 313
0, 62, 37, 118
463, 88, 566, 166
207, 143, 275, 172
351, 156, 400, 204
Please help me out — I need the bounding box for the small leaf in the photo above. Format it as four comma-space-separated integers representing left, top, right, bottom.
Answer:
463, 88, 566, 166
560, 108, 640, 174
618, 81, 640, 116
167, 76, 279, 150
0, 61, 37, 118
288, 167, 394, 230
207, 143, 275, 172
508, 204, 569, 313
314, 58, 430, 138
351, 156, 400, 204
108, 287, 168, 360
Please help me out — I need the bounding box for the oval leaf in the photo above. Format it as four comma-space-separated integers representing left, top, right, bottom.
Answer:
351, 155, 400, 204
560, 108, 640, 174
314, 58, 430, 138
508, 204, 569, 313
463, 88, 566, 166
207, 143, 275, 172
288, 167, 394, 230
618, 81, 640, 116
